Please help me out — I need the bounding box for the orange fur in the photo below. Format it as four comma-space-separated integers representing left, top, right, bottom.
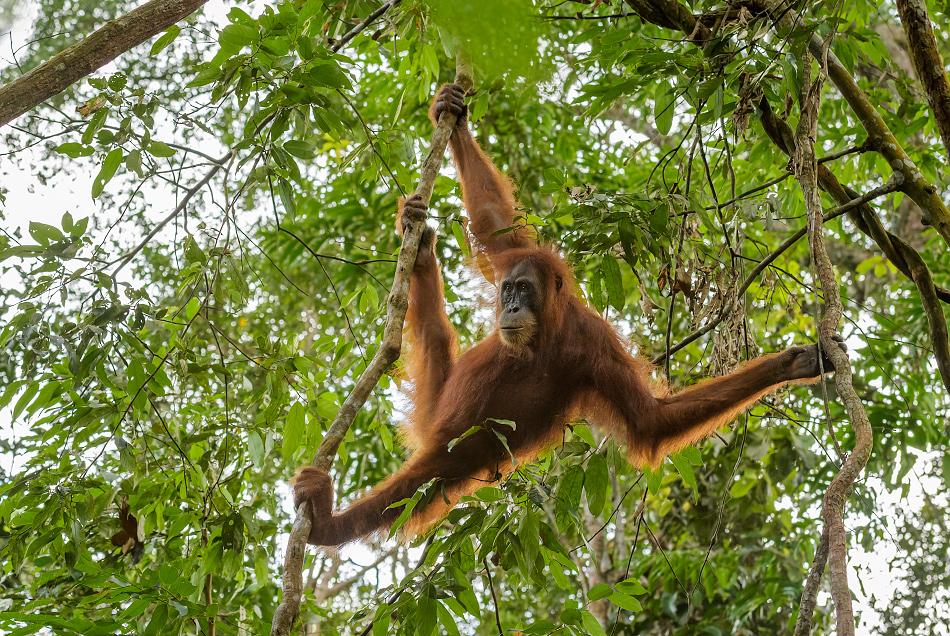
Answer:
291, 85, 838, 547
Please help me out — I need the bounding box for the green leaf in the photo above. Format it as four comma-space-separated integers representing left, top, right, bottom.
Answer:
581, 610, 608, 636
585, 453, 608, 516
125, 149, 143, 176
248, 431, 265, 469
492, 430, 517, 466
280, 85, 311, 104
696, 75, 724, 100
148, 141, 176, 157
296, 35, 314, 60
679, 445, 703, 466
608, 592, 642, 612
421, 43, 440, 77
670, 452, 697, 492
219, 23, 259, 52
523, 619, 557, 634
372, 603, 391, 636
644, 464, 663, 495
284, 140, 316, 160
0, 381, 23, 410
654, 85, 675, 136
437, 602, 461, 636
451, 219, 469, 256
278, 179, 296, 219
558, 466, 584, 508
650, 205, 669, 236
389, 489, 423, 535
474, 487, 505, 502
417, 585, 438, 636
555, 465, 584, 531
619, 219, 638, 268
729, 475, 756, 499
447, 425, 481, 452
471, 94, 489, 121
307, 62, 351, 89
82, 108, 109, 145
150, 25, 181, 56
143, 604, 168, 636
185, 297, 201, 320
261, 36, 291, 57
282, 401, 307, 460
12, 382, 38, 421
184, 236, 206, 264
91, 148, 123, 198
572, 424, 596, 447
589, 269, 605, 312
28, 222, 64, 246
55, 143, 95, 158
188, 64, 222, 88
602, 256, 624, 312
588, 583, 612, 601
615, 577, 648, 595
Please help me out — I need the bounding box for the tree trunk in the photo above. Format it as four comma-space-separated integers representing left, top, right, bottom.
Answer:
0, 0, 209, 128
896, 0, 950, 160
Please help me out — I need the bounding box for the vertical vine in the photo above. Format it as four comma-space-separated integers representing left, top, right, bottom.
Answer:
269, 55, 474, 636
792, 60, 874, 636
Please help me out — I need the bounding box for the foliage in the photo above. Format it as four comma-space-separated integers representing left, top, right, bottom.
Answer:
1, 0, 949, 635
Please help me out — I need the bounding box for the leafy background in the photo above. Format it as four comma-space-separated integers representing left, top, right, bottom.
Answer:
1, 0, 949, 635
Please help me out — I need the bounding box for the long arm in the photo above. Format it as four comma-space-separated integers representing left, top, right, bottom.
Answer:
398, 195, 457, 433
579, 310, 844, 467
430, 84, 534, 255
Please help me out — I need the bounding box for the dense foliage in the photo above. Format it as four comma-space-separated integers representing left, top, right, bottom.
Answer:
1, 0, 949, 634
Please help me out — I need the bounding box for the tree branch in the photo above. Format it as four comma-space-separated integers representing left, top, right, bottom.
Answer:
621, 0, 950, 246
110, 150, 234, 276
269, 55, 474, 636
651, 186, 893, 366
330, 0, 402, 53
765, 0, 950, 247
0, 0, 209, 128
793, 61, 872, 636
896, 0, 950, 160
893, 239, 950, 394
794, 525, 829, 636
757, 99, 950, 391
758, 97, 950, 308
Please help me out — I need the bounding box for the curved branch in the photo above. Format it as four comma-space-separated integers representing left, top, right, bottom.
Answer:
794, 525, 829, 636
758, 97, 950, 308
794, 65, 872, 636
269, 55, 475, 636
893, 239, 950, 394
621, 0, 950, 246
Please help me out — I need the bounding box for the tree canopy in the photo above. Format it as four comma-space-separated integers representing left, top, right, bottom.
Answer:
1, 1, 949, 635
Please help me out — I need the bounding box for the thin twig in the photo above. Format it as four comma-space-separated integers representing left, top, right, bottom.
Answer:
651, 183, 893, 366
111, 150, 234, 275
330, 0, 402, 53
483, 557, 504, 636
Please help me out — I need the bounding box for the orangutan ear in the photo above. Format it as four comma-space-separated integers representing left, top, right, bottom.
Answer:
555, 275, 563, 292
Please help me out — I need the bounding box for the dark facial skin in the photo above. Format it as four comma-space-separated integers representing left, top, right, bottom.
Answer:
498, 261, 544, 346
